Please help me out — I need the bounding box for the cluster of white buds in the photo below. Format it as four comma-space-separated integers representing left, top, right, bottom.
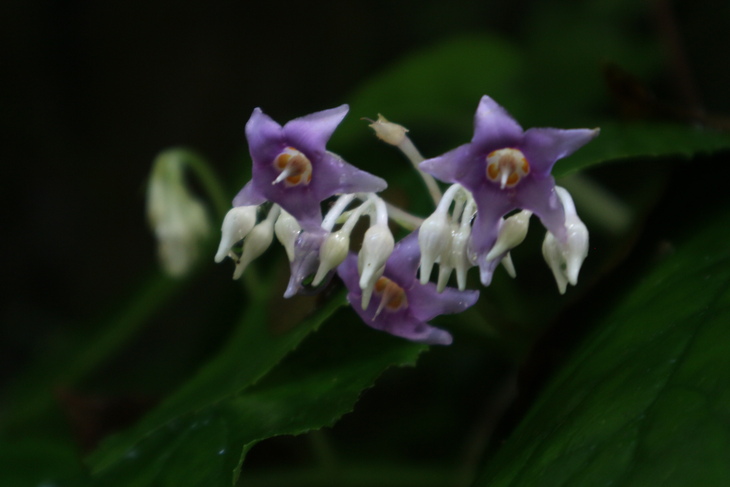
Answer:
215, 204, 280, 279
418, 184, 473, 291
542, 186, 589, 294
215, 192, 398, 303
416, 183, 533, 292
320, 193, 395, 309
147, 150, 212, 277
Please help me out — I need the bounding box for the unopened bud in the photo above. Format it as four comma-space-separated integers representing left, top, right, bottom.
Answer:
274, 209, 301, 262
215, 206, 257, 263
233, 218, 274, 279
358, 223, 394, 309
313, 230, 350, 286
542, 187, 589, 293
147, 150, 212, 277
368, 114, 409, 146
542, 231, 568, 294
418, 210, 451, 284
485, 210, 532, 261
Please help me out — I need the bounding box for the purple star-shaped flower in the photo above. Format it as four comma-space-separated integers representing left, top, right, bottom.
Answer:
419, 96, 598, 285
337, 232, 479, 345
233, 105, 387, 230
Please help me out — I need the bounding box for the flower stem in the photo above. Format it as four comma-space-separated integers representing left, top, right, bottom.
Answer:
174, 148, 230, 221
385, 202, 424, 230
397, 137, 442, 206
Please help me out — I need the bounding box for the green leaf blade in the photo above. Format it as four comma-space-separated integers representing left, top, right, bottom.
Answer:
477, 213, 730, 486
87, 300, 427, 486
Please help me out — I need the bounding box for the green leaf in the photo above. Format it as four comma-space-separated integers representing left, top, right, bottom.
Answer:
0, 437, 90, 487
476, 210, 730, 486
554, 122, 730, 177
87, 291, 347, 474
87, 304, 426, 486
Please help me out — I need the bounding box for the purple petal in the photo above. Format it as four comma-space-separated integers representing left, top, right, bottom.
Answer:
282, 105, 349, 156
521, 127, 599, 176
471, 95, 523, 150
513, 176, 567, 243
377, 315, 453, 346
284, 228, 329, 297
336, 252, 360, 292
343, 287, 454, 346
408, 284, 479, 322
383, 231, 421, 282
419, 144, 476, 184
245, 108, 286, 166
475, 256, 501, 287
261, 184, 323, 231
232, 180, 267, 207
311, 152, 387, 199
468, 185, 515, 257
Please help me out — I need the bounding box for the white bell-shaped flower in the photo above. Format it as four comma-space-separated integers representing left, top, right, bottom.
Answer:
274, 209, 301, 262
233, 215, 276, 280
485, 210, 532, 262
418, 210, 452, 284
215, 205, 258, 263
313, 229, 350, 286
542, 187, 589, 294
147, 150, 212, 277
358, 223, 394, 309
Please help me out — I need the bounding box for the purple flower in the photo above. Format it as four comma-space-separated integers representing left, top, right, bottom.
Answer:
337, 232, 479, 345
233, 105, 387, 230
283, 227, 331, 298
419, 96, 598, 285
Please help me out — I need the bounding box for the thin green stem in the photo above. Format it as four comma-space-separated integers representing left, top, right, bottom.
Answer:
178, 148, 231, 221
385, 202, 424, 231
397, 137, 443, 206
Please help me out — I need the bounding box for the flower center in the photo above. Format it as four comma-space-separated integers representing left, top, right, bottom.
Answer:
486, 148, 530, 189
272, 147, 313, 186
372, 276, 408, 317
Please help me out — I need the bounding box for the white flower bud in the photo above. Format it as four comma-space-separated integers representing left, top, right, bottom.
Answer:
542, 187, 589, 293
368, 114, 409, 146
485, 210, 532, 261
313, 230, 350, 286
563, 214, 589, 285
215, 206, 257, 263
556, 187, 589, 286
542, 231, 569, 294
274, 209, 301, 262
501, 252, 516, 278
233, 217, 275, 280
358, 223, 394, 309
418, 210, 452, 284
449, 225, 473, 291
147, 150, 211, 277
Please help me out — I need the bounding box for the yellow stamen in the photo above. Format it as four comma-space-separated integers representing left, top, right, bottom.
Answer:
486, 148, 530, 189
372, 276, 408, 319
272, 147, 313, 187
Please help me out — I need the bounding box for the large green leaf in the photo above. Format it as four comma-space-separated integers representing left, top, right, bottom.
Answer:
476, 209, 730, 486
87, 290, 347, 474
87, 304, 426, 486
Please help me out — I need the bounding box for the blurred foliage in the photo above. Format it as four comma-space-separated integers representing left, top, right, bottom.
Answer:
3, 1, 730, 486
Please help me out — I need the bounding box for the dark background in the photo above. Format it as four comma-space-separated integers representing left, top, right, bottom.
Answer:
2, 0, 730, 459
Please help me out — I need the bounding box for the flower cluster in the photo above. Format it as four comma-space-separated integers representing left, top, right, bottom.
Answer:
215, 97, 598, 344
